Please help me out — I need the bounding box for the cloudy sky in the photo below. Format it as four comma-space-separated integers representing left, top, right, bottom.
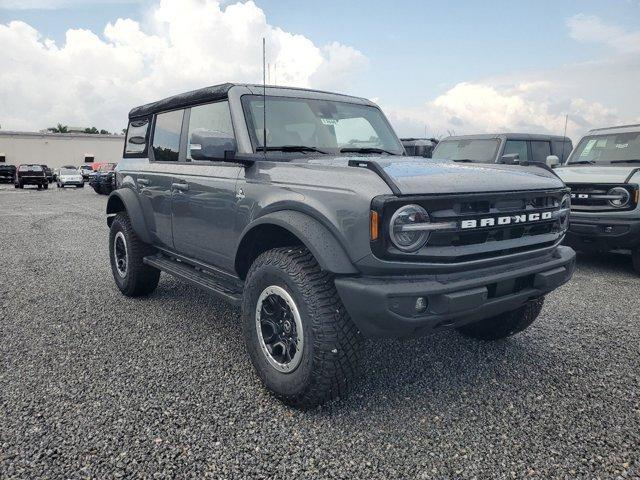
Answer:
0, 0, 638, 140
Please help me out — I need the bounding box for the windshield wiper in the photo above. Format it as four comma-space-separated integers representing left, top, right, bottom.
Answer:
256, 145, 327, 154
568, 160, 596, 165
611, 159, 640, 164
451, 158, 474, 163
339, 147, 398, 155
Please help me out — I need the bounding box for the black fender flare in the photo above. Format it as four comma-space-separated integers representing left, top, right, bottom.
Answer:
106, 188, 152, 244
237, 210, 358, 275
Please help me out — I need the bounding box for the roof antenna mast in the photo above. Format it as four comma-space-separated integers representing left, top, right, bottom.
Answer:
561, 113, 568, 163
262, 37, 267, 158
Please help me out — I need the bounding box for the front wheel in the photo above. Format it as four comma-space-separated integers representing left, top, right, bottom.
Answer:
457, 298, 545, 341
43, 183, 48, 190
109, 213, 160, 297
242, 247, 362, 408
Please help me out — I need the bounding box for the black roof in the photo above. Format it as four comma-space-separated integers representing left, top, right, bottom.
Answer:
129, 83, 234, 119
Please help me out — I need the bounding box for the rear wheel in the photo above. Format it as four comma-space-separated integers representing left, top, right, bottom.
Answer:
457, 298, 545, 341
632, 248, 640, 274
43, 183, 48, 190
109, 212, 160, 297
242, 247, 362, 408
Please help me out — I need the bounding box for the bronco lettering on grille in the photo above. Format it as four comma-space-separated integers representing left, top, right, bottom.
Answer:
460, 211, 553, 230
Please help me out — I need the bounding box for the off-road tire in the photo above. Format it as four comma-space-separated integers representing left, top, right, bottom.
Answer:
109, 212, 160, 297
632, 248, 640, 274
457, 297, 545, 341
242, 247, 362, 408
14, 183, 19, 188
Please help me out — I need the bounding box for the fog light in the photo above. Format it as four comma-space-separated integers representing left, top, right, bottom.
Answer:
415, 297, 428, 313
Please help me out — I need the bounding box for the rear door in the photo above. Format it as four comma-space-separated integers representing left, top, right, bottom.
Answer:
140, 109, 185, 249
170, 100, 242, 272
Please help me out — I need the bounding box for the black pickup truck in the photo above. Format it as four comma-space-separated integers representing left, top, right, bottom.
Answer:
14, 164, 49, 189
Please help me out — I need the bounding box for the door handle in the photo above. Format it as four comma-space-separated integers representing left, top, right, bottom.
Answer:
137, 178, 150, 186
171, 182, 189, 192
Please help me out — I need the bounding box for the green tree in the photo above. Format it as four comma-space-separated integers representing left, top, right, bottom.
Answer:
99, 129, 110, 135
50, 123, 68, 133
84, 127, 99, 134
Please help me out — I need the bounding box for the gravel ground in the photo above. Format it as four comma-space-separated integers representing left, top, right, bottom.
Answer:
0, 183, 638, 479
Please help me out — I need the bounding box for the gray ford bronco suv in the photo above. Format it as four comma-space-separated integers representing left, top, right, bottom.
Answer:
555, 124, 640, 273
107, 83, 576, 407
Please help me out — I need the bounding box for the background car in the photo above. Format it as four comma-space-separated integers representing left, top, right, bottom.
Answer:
15, 164, 48, 189
89, 163, 117, 195
78, 164, 94, 180
57, 167, 84, 188
40, 165, 54, 183
0, 164, 16, 183
401, 137, 439, 158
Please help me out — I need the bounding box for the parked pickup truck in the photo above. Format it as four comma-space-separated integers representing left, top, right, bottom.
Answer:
14, 164, 48, 189
432, 133, 572, 168
555, 124, 640, 273
106, 83, 576, 407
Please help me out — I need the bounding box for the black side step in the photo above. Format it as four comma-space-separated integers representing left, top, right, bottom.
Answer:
144, 254, 243, 306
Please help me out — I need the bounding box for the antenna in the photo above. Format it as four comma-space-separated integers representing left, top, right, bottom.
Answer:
561, 114, 568, 163
262, 37, 267, 157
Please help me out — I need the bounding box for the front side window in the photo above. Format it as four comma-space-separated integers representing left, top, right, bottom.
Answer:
568, 132, 640, 164
125, 119, 149, 155
504, 140, 529, 162
432, 139, 499, 163
242, 95, 403, 155
187, 101, 235, 161
152, 110, 184, 162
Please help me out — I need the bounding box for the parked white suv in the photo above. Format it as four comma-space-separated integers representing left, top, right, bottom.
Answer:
56, 168, 84, 188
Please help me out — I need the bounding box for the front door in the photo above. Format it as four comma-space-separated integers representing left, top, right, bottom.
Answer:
170, 101, 242, 272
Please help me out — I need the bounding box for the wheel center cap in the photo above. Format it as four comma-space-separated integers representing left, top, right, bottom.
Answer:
283, 320, 292, 334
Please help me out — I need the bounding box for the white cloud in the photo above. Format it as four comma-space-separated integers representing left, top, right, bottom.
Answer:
0, 0, 367, 131
567, 13, 640, 54
385, 15, 640, 141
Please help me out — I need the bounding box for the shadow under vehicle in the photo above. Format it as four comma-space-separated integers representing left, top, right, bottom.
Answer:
15, 164, 48, 189
555, 124, 640, 273
105, 83, 575, 408
432, 133, 573, 168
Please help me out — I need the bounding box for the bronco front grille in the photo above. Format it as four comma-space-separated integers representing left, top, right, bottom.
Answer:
371, 189, 569, 263
566, 183, 638, 212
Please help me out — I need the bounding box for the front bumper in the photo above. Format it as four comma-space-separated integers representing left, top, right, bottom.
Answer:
60, 179, 84, 186
335, 246, 576, 338
564, 216, 640, 252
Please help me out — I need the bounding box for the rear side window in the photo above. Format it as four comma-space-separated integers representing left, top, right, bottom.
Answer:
125, 119, 149, 156
531, 141, 551, 163
152, 110, 184, 162
504, 140, 528, 162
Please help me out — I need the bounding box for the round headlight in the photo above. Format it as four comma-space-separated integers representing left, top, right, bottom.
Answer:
607, 187, 630, 208
389, 204, 430, 252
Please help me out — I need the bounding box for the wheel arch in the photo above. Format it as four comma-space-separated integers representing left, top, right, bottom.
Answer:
235, 210, 358, 280
106, 188, 152, 244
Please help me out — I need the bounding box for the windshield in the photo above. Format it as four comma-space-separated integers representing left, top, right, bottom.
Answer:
568, 132, 640, 164
60, 169, 77, 175
242, 95, 404, 155
18, 165, 43, 172
432, 139, 500, 163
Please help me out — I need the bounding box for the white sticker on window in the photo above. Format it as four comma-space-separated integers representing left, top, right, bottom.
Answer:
615, 143, 629, 149
320, 118, 338, 126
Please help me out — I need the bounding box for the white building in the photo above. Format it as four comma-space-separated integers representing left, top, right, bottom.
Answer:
0, 131, 125, 169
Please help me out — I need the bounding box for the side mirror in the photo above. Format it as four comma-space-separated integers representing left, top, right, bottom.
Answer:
546, 155, 560, 168
500, 153, 520, 165
190, 132, 237, 161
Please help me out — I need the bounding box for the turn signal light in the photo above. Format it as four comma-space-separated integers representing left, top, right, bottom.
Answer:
370, 210, 379, 241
